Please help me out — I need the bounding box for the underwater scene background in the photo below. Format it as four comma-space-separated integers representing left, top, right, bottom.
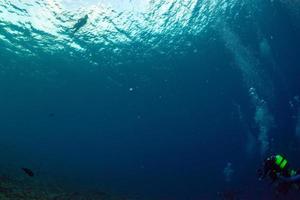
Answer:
0, 0, 300, 199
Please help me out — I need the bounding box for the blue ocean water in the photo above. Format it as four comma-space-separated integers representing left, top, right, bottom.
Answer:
0, 0, 300, 199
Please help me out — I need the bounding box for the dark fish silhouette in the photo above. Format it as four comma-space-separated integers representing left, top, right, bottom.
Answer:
22, 168, 34, 177
48, 113, 55, 117
72, 14, 88, 34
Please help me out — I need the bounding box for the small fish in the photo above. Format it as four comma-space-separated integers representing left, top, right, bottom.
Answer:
48, 113, 55, 117
21, 168, 34, 177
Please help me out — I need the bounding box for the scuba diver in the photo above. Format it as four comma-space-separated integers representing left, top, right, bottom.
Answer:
72, 14, 88, 34
258, 154, 300, 195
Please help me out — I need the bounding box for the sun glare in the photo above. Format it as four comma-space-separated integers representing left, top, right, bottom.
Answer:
59, 0, 150, 12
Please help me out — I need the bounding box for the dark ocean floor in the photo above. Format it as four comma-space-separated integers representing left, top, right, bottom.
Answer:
0, 175, 132, 200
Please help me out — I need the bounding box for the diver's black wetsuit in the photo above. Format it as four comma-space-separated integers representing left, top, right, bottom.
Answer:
258, 155, 300, 195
